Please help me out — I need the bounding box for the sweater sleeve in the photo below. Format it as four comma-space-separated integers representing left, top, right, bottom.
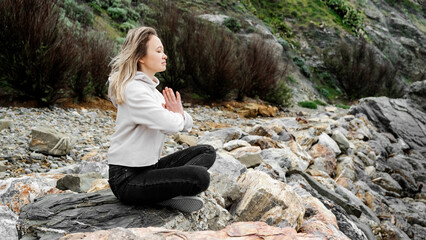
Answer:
182, 111, 193, 132
126, 83, 185, 133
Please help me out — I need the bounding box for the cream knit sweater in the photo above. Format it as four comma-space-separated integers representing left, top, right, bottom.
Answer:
107, 72, 193, 167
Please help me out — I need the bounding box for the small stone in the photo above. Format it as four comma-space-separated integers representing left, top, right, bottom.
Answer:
24, 169, 32, 174
0, 119, 13, 130
173, 134, 197, 147
223, 140, 251, 151
30, 152, 45, 160
0, 165, 8, 172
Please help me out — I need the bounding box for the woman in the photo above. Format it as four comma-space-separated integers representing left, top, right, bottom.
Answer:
107, 26, 216, 213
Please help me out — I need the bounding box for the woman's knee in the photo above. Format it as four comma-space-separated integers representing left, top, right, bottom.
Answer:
186, 165, 210, 192
198, 144, 216, 167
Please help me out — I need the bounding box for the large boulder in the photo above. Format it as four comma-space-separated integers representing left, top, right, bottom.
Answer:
350, 96, 426, 157
18, 189, 232, 239
233, 170, 305, 229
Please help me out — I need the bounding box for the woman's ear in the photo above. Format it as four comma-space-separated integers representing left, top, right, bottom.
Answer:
138, 59, 144, 64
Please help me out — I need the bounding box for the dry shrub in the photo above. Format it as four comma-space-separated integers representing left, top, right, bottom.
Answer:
151, 1, 288, 103
237, 34, 284, 100
0, 0, 114, 105
324, 39, 402, 99
0, 0, 80, 105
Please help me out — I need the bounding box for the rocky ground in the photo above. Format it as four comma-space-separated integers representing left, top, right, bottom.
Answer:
0, 81, 425, 240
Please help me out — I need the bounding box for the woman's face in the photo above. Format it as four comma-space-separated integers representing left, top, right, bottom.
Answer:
139, 35, 167, 76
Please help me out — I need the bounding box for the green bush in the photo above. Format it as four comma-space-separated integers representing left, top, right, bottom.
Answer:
319, 88, 330, 98
107, 7, 127, 21
321, 0, 364, 36
298, 101, 318, 109
119, 21, 136, 32
264, 80, 293, 107
62, 0, 94, 26
224, 17, 242, 32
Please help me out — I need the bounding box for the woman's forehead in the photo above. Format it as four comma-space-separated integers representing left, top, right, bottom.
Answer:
148, 35, 163, 49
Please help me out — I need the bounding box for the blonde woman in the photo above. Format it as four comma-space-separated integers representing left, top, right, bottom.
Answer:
107, 27, 215, 212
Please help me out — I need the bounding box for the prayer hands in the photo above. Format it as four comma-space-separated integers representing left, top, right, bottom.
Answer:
162, 87, 184, 118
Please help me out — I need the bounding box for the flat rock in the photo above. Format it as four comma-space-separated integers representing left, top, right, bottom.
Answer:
18, 189, 232, 239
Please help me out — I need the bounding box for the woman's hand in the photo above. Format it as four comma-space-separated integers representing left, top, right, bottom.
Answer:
162, 87, 184, 118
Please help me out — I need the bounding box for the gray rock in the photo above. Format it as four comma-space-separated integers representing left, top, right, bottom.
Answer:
18, 189, 231, 239
380, 220, 411, 240
223, 140, 250, 151
372, 172, 403, 194
335, 156, 356, 181
235, 151, 263, 168
241, 135, 279, 149
286, 169, 362, 218
0, 119, 13, 130
0, 205, 18, 240
350, 97, 426, 157
405, 80, 426, 112
197, 127, 243, 149
247, 125, 277, 138
318, 132, 341, 156
56, 173, 103, 193
209, 173, 243, 208
331, 130, 353, 153
50, 161, 109, 179
209, 151, 247, 181
29, 126, 73, 156
30, 152, 45, 160
335, 186, 380, 223
356, 152, 375, 167
198, 14, 228, 25
259, 148, 292, 171
254, 159, 286, 182
234, 170, 304, 229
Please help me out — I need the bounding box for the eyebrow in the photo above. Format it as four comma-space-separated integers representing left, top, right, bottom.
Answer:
156, 46, 163, 50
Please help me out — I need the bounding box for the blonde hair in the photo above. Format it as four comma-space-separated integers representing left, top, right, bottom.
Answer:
108, 26, 157, 105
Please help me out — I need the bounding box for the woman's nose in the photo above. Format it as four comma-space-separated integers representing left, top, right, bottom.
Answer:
163, 54, 167, 59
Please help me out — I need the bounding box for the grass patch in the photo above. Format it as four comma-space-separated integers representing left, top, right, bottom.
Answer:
313, 99, 326, 106
298, 101, 318, 109
336, 104, 350, 109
